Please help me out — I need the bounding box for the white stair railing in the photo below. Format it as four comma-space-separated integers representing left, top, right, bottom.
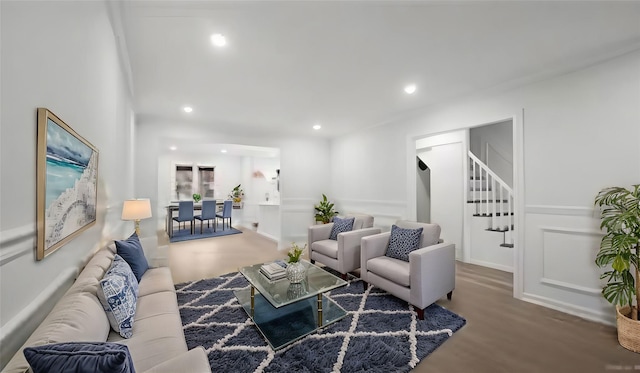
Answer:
468, 151, 514, 246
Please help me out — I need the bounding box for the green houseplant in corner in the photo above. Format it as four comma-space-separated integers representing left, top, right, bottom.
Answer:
314, 194, 338, 224
595, 184, 640, 353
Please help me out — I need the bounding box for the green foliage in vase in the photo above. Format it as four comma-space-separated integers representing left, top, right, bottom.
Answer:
192, 193, 202, 203
595, 185, 640, 319
314, 194, 337, 224
287, 242, 306, 263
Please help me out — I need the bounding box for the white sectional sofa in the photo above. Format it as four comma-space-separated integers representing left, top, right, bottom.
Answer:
2, 237, 211, 373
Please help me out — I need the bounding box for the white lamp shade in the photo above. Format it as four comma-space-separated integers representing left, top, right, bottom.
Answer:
121, 199, 152, 220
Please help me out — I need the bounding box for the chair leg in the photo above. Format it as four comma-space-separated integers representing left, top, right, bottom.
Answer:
414, 306, 425, 320
310, 259, 315, 264
341, 273, 349, 281
447, 290, 453, 300
200, 220, 203, 234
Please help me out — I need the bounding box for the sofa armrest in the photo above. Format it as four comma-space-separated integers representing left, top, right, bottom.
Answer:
360, 232, 391, 281
308, 223, 333, 247
337, 228, 382, 273
142, 347, 211, 373
409, 242, 456, 309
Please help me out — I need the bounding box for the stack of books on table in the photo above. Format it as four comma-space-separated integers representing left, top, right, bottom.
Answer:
260, 261, 287, 281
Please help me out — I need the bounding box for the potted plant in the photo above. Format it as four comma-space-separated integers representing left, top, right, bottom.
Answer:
192, 193, 202, 203
314, 194, 338, 224
230, 184, 244, 202
286, 243, 307, 283
594, 184, 640, 353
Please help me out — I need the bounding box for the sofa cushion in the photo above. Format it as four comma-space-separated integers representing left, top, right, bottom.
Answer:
115, 232, 149, 282
329, 217, 355, 240
97, 255, 139, 339
23, 342, 135, 373
138, 267, 176, 297
385, 225, 423, 262
311, 239, 338, 259
367, 256, 411, 287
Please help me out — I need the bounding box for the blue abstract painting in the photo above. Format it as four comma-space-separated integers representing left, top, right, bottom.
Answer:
37, 108, 98, 260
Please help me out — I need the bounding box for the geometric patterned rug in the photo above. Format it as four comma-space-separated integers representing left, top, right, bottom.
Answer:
169, 226, 242, 243
176, 271, 466, 373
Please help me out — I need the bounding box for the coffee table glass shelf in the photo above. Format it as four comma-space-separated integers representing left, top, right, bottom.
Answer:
235, 260, 348, 350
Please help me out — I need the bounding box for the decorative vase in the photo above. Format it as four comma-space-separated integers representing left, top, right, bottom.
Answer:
286, 261, 306, 283
286, 283, 308, 300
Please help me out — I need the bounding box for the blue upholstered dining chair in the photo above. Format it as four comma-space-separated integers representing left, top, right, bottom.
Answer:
216, 200, 233, 230
194, 200, 217, 234
172, 200, 194, 236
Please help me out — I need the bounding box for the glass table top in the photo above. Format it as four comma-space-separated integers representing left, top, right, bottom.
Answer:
238, 260, 347, 308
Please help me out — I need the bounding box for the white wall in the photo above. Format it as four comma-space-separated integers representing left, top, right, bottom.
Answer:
0, 1, 135, 367
135, 122, 330, 248
417, 143, 464, 258
331, 49, 640, 325
469, 120, 513, 186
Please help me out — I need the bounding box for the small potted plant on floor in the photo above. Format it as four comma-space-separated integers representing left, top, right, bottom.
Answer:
594, 184, 640, 353
314, 194, 338, 224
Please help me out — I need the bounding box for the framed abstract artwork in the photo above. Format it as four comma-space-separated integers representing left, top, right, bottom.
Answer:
36, 108, 99, 260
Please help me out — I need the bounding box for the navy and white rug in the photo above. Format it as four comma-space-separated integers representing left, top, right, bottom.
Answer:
176, 271, 466, 372
170, 226, 242, 243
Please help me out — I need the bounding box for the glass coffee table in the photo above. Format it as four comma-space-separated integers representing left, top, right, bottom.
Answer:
235, 260, 348, 350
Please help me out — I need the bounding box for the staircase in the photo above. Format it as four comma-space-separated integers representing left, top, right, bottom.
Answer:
467, 151, 514, 248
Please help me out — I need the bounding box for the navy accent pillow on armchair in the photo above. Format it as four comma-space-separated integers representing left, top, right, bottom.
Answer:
385, 225, 424, 262
24, 342, 136, 373
329, 217, 355, 240
115, 232, 149, 282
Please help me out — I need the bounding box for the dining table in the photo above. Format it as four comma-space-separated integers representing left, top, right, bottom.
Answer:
165, 201, 223, 236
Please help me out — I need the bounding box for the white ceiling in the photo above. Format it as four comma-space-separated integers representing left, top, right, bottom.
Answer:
119, 1, 640, 139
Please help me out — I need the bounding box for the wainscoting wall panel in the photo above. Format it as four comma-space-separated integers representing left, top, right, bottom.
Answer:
336, 199, 407, 231
522, 206, 613, 325
279, 198, 316, 249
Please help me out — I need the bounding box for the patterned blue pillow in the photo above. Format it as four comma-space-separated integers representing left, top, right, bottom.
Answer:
24, 342, 135, 373
329, 217, 355, 240
97, 255, 139, 338
115, 232, 149, 282
385, 225, 424, 262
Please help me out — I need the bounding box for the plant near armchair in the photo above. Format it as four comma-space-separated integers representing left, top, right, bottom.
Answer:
595, 184, 640, 353
314, 194, 338, 224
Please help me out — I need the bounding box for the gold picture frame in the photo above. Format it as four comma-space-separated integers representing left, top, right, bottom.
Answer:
36, 108, 99, 260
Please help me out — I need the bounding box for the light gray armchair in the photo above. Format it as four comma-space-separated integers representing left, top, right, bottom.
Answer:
308, 214, 381, 280
360, 220, 455, 320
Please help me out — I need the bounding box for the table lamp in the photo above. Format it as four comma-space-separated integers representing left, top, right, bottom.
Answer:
122, 199, 152, 235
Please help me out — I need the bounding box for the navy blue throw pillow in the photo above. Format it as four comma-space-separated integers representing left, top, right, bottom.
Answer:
24, 342, 136, 373
115, 232, 149, 282
329, 217, 355, 240
385, 225, 424, 262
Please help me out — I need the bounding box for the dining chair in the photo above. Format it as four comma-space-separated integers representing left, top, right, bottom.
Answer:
194, 200, 217, 234
216, 200, 233, 230
172, 200, 194, 236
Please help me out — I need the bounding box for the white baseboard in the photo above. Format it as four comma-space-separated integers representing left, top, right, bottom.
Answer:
469, 258, 513, 273
522, 292, 615, 326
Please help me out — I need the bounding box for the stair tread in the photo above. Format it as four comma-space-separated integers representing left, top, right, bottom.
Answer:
467, 199, 510, 203
500, 243, 515, 248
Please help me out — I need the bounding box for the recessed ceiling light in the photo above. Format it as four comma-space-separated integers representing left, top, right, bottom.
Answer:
183, 106, 193, 113
169, 146, 177, 151
404, 84, 417, 94
211, 34, 227, 47
313, 124, 321, 130
221, 149, 227, 153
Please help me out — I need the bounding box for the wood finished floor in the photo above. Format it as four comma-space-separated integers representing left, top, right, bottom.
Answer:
161, 228, 639, 372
